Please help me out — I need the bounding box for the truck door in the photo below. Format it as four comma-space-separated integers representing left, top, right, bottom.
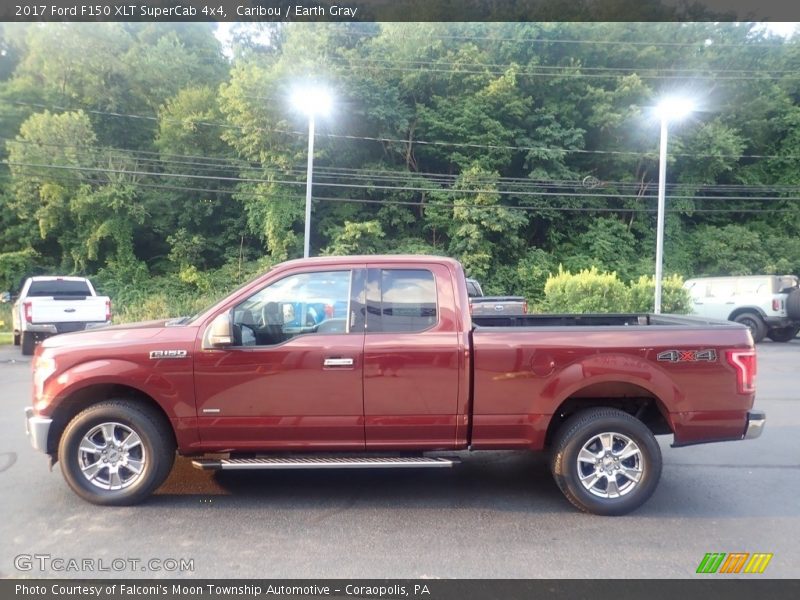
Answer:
194, 267, 367, 450
363, 264, 461, 449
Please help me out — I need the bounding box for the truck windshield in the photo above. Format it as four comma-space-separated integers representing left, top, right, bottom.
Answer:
27, 280, 91, 297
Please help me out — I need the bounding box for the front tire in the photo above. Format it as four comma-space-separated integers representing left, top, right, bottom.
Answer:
767, 326, 799, 343
733, 312, 767, 343
58, 400, 175, 506
550, 408, 662, 516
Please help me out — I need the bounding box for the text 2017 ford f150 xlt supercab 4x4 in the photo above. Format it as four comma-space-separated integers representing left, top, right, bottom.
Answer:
24, 255, 764, 515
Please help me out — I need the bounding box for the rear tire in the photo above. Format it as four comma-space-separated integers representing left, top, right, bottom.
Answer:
767, 326, 799, 343
58, 400, 175, 506
786, 288, 800, 320
733, 312, 767, 343
13, 332, 20, 346
21, 332, 35, 355
550, 408, 662, 516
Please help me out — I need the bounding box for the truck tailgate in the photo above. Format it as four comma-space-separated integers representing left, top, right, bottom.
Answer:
31, 297, 108, 324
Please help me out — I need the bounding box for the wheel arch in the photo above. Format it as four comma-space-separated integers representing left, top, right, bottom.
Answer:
544, 382, 673, 447
727, 306, 767, 322
46, 384, 176, 462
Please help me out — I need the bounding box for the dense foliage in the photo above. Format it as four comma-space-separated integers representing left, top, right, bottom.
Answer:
0, 22, 798, 321
543, 269, 691, 314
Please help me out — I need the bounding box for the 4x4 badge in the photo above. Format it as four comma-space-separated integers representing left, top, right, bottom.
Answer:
657, 349, 717, 363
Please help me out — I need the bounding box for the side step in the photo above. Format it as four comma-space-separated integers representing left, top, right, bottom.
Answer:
192, 456, 459, 471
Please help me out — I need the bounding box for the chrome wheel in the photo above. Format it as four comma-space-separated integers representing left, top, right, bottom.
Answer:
77, 422, 146, 490
576, 432, 643, 499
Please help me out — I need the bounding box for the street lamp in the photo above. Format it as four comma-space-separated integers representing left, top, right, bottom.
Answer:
291, 85, 333, 258
653, 96, 694, 314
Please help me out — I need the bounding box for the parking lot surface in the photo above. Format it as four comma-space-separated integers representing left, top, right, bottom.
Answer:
1, 341, 798, 578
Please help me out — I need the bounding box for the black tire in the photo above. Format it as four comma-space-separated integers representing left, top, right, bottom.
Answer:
58, 400, 175, 506
13, 332, 20, 346
550, 408, 663, 516
21, 332, 35, 355
787, 289, 800, 320
733, 312, 767, 343
767, 326, 799, 343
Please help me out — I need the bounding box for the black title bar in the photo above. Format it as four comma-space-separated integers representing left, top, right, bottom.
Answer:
5, 579, 800, 600
2, 0, 800, 22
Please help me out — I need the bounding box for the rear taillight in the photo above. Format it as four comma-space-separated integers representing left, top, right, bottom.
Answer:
726, 349, 756, 394
23, 301, 33, 323
522, 301, 528, 314
468, 302, 473, 315
772, 298, 782, 311
105, 299, 112, 322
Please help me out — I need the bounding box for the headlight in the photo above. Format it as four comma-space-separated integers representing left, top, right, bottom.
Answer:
33, 355, 57, 400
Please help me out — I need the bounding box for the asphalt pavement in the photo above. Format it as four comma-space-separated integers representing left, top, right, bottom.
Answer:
1, 340, 798, 579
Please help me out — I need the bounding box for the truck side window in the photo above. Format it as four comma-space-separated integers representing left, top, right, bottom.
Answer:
231, 270, 352, 346
367, 269, 438, 333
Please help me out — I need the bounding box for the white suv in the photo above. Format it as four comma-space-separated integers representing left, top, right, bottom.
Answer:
683, 275, 800, 343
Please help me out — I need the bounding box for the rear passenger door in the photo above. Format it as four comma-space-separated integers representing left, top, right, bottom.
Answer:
362, 264, 461, 450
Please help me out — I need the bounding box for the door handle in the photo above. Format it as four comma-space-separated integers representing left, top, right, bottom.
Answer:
323, 357, 354, 367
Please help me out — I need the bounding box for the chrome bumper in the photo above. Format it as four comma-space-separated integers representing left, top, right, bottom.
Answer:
24, 407, 53, 453
743, 410, 766, 440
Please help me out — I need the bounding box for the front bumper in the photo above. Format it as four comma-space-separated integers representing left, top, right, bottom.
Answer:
24, 407, 53, 454
743, 410, 766, 440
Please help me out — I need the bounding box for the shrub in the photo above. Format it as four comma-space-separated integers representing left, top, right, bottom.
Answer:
98, 257, 274, 324
543, 266, 629, 313
627, 274, 692, 314
0, 302, 12, 332
542, 268, 692, 314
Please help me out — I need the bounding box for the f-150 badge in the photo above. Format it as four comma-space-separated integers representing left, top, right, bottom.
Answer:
149, 350, 188, 359
657, 349, 717, 363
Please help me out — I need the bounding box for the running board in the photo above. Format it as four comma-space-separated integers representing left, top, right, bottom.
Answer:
192, 456, 459, 471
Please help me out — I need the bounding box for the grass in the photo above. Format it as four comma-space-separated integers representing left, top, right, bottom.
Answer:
0, 332, 12, 345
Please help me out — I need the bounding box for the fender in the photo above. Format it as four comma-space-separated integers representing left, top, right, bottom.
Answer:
39, 357, 199, 453
42, 358, 192, 414
538, 352, 683, 419
471, 350, 683, 449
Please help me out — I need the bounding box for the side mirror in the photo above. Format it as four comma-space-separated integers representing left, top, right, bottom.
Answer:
0, 291, 10, 303
203, 312, 233, 349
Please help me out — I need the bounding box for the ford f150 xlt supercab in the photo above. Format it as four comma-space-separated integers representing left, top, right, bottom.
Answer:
24, 255, 764, 515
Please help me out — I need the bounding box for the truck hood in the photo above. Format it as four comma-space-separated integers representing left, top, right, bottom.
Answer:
41, 319, 190, 349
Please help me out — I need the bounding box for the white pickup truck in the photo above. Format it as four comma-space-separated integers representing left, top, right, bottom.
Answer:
12, 276, 111, 355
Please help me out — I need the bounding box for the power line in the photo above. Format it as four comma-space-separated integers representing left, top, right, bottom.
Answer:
326, 57, 800, 81
2, 172, 795, 215
336, 27, 794, 49
6, 138, 800, 194
336, 56, 797, 75
8, 161, 800, 203
9, 101, 799, 160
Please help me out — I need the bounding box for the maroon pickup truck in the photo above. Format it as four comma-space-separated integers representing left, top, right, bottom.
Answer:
24, 255, 764, 515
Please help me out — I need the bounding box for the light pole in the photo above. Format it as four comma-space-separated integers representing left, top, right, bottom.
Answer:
653, 97, 694, 314
291, 85, 332, 258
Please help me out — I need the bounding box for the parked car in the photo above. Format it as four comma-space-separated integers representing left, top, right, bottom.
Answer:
465, 277, 527, 315
12, 276, 111, 355
25, 255, 762, 515
683, 275, 800, 343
